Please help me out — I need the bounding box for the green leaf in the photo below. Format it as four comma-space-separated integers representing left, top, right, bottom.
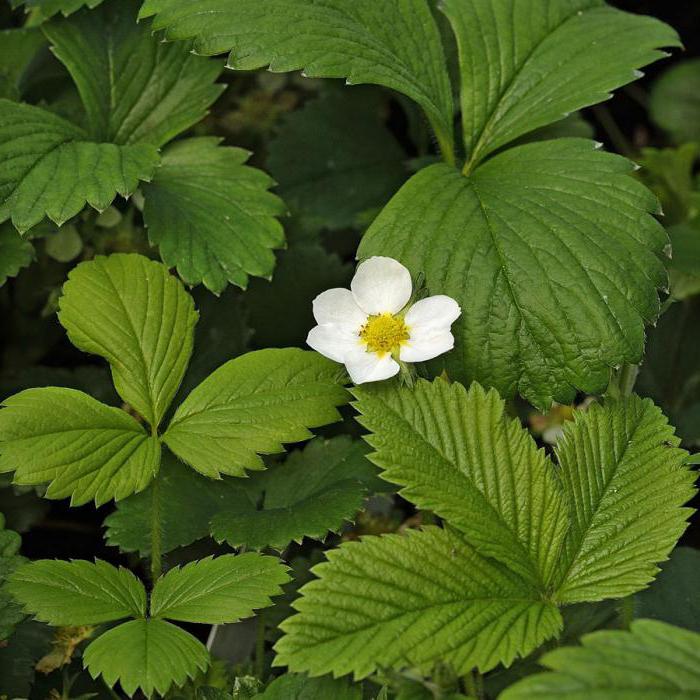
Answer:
553, 396, 695, 604
267, 88, 407, 231
0, 27, 47, 100
10, 0, 104, 19
142, 137, 285, 294
352, 380, 567, 587
163, 349, 348, 478
138, 0, 454, 157
441, 0, 679, 167
0, 513, 25, 642
635, 547, 700, 633
58, 254, 198, 428
6, 559, 146, 625
211, 436, 380, 550
358, 139, 667, 408
44, 0, 224, 147
0, 620, 53, 698
254, 673, 361, 699
0, 387, 161, 505
0, 100, 158, 232
500, 620, 700, 699
650, 58, 700, 144
44, 223, 83, 263
104, 454, 250, 558
274, 526, 563, 679
151, 553, 288, 624
0, 221, 33, 286
83, 618, 210, 698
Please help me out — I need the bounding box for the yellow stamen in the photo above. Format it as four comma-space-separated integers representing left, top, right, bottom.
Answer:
359, 313, 410, 356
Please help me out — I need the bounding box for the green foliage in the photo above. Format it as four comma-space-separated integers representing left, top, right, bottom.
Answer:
0, 27, 46, 100
6, 559, 146, 625
267, 88, 407, 231
150, 554, 289, 623
0, 387, 160, 505
0, 221, 34, 286
142, 137, 285, 294
211, 436, 380, 550
10, 0, 104, 19
254, 673, 362, 699
164, 349, 349, 478
58, 253, 198, 428
361, 140, 667, 407
650, 58, 700, 144
0, 513, 25, 642
442, 0, 679, 167
139, 0, 455, 157
0, 620, 53, 697
501, 620, 700, 699
0, 100, 158, 232
83, 618, 210, 698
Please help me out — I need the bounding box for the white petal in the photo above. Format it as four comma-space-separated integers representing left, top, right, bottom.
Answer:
344, 347, 400, 384
404, 295, 461, 332
306, 324, 359, 363
400, 330, 455, 363
351, 256, 412, 315
312, 288, 367, 328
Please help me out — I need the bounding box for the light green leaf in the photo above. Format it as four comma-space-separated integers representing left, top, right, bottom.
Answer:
0, 100, 158, 233
500, 620, 700, 700
163, 349, 348, 478
0, 27, 46, 100
0, 513, 25, 642
0, 387, 161, 506
151, 554, 289, 624
138, 0, 454, 157
353, 380, 567, 587
211, 436, 380, 550
274, 527, 563, 678
83, 618, 210, 698
0, 221, 33, 286
142, 137, 285, 294
44, 0, 224, 147
650, 58, 700, 144
6, 559, 146, 625
441, 0, 679, 167
267, 88, 407, 231
104, 454, 250, 558
359, 139, 667, 408
58, 254, 198, 428
10, 0, 104, 19
553, 396, 695, 604
254, 673, 361, 699
44, 223, 82, 263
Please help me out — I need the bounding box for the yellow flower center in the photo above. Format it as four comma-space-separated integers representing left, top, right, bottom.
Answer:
359, 313, 410, 356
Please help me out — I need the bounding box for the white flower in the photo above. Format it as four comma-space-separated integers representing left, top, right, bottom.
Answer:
306, 256, 461, 384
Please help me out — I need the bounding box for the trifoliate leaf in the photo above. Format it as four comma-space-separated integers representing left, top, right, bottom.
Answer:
142, 137, 285, 294
6, 559, 146, 625
163, 349, 348, 478
635, 547, 700, 633
0, 100, 158, 233
44, 0, 224, 147
255, 673, 361, 699
10, 0, 104, 19
104, 454, 250, 558
0, 513, 25, 642
151, 554, 289, 624
0, 387, 161, 505
353, 380, 567, 587
359, 139, 668, 408
267, 88, 406, 231
211, 436, 380, 550
0, 221, 34, 286
274, 526, 563, 679
552, 396, 695, 604
650, 58, 700, 144
58, 254, 198, 428
500, 620, 700, 700
441, 0, 679, 167
138, 0, 455, 157
0, 27, 46, 100
245, 244, 352, 349
83, 618, 210, 698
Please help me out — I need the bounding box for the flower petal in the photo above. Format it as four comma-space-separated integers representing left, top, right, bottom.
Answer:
344, 347, 400, 384
312, 288, 367, 328
400, 330, 455, 363
306, 324, 359, 363
351, 256, 412, 315
404, 295, 461, 332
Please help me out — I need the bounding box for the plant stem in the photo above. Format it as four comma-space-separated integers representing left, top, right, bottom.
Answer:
150, 472, 162, 582
430, 116, 456, 168
619, 595, 635, 629
464, 669, 484, 699
255, 609, 266, 681
607, 363, 640, 400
